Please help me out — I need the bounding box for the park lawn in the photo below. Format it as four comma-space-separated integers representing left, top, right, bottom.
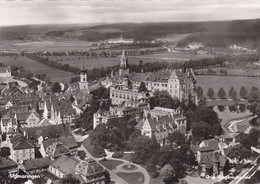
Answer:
196, 75, 260, 95
99, 159, 123, 170
0, 56, 76, 82
82, 137, 102, 158
117, 172, 144, 184
149, 177, 164, 184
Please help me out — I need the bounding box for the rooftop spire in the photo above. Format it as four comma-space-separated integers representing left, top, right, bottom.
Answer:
121, 49, 126, 59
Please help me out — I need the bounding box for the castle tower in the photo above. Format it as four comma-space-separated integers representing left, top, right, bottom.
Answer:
119, 50, 129, 76
79, 70, 89, 93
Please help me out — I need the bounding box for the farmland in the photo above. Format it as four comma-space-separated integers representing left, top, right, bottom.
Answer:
48, 51, 215, 70
0, 56, 76, 82
134, 51, 215, 62
48, 55, 151, 69
196, 75, 260, 93
195, 67, 260, 76
0, 40, 94, 52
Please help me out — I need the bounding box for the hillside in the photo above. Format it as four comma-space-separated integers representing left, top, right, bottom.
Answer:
1, 19, 260, 48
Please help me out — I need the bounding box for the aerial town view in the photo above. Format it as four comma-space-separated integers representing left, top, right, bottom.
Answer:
0, 0, 260, 184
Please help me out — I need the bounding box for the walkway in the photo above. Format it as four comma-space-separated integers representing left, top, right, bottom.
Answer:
80, 139, 150, 184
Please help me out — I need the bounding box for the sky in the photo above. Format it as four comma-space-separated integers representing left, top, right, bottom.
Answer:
1, 0, 260, 26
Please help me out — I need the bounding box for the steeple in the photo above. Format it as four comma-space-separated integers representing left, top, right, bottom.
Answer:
79, 69, 89, 93
120, 49, 128, 69
119, 49, 130, 77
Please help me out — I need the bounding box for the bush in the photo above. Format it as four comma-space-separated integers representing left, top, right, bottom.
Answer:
112, 151, 124, 158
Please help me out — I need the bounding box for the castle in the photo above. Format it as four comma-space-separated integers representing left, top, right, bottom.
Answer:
109, 50, 197, 105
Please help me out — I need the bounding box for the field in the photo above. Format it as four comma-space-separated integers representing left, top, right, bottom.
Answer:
48, 51, 215, 70
0, 56, 76, 82
195, 67, 260, 76
156, 34, 191, 42
134, 51, 215, 62
0, 40, 94, 52
196, 75, 260, 94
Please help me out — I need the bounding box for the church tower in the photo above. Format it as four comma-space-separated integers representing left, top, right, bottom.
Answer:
119, 50, 129, 77
79, 70, 89, 93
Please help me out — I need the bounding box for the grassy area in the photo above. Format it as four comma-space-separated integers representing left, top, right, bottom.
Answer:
149, 177, 164, 184
0, 40, 94, 52
0, 56, 76, 82
117, 172, 144, 184
156, 33, 191, 42
213, 106, 251, 125
196, 75, 260, 95
99, 159, 123, 170
82, 137, 103, 158
136, 51, 215, 61
47, 50, 215, 70
195, 67, 260, 76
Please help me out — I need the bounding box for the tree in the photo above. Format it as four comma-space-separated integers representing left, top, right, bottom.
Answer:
151, 90, 179, 109
227, 145, 253, 162
0, 147, 10, 158
217, 105, 225, 112
207, 88, 214, 98
240, 86, 248, 99
218, 87, 227, 99
229, 87, 237, 100
160, 164, 176, 184
236, 129, 260, 149
60, 174, 80, 184
130, 135, 160, 164
168, 131, 186, 146
138, 82, 148, 92
52, 82, 61, 93
196, 86, 203, 99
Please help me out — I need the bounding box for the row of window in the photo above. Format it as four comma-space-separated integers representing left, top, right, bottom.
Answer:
111, 92, 138, 101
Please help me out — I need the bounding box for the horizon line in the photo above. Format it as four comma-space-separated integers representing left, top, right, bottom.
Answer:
1, 17, 260, 28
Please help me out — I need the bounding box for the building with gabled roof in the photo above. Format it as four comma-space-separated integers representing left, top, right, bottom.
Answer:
48, 155, 79, 179
7, 134, 35, 163
198, 151, 229, 178
140, 113, 187, 146
45, 142, 71, 157
39, 136, 78, 157
0, 113, 18, 133
16, 110, 40, 128
22, 157, 51, 174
